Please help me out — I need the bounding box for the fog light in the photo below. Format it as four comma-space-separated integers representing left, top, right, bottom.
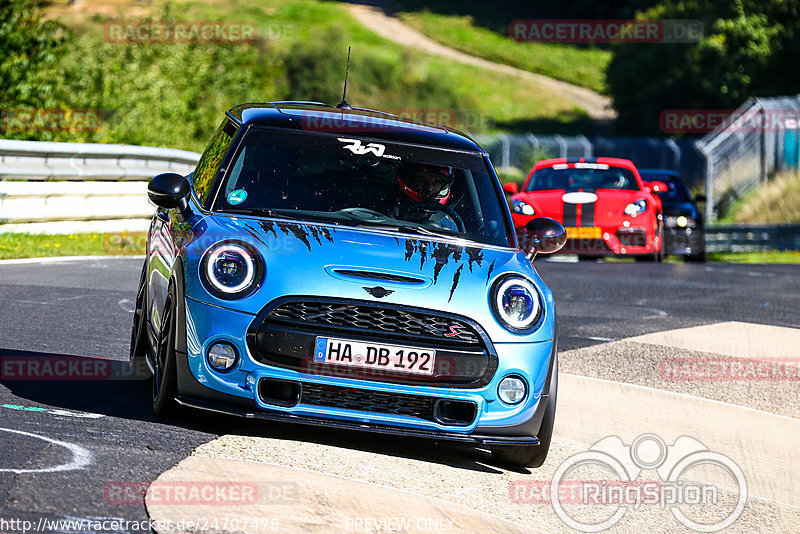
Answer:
498, 376, 527, 404
207, 342, 237, 371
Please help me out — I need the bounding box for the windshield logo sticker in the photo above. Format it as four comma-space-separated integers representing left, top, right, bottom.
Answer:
338, 138, 401, 160
227, 189, 248, 205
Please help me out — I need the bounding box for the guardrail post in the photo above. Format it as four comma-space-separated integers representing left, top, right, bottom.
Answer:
757, 99, 768, 184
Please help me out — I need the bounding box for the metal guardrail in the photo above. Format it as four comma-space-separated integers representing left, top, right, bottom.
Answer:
705, 224, 800, 252
0, 139, 199, 181
0, 140, 200, 233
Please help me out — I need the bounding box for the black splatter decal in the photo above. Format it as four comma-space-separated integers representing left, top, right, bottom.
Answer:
448, 264, 464, 302
431, 242, 464, 284
404, 239, 417, 262
417, 240, 429, 270
486, 259, 496, 284
242, 223, 269, 248
466, 247, 484, 272
259, 221, 278, 239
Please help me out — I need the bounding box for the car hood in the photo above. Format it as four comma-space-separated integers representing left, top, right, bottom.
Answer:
180, 215, 555, 343
662, 201, 698, 218
515, 189, 653, 224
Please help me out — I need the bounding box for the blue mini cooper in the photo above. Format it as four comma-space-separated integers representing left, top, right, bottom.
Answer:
130, 101, 566, 467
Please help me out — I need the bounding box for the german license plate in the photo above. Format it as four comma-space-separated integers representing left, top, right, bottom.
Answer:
565, 226, 602, 239
313, 337, 435, 376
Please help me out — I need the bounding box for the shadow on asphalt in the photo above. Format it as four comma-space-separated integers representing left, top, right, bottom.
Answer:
0, 348, 526, 475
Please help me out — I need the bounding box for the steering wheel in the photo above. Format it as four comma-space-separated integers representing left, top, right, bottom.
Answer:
400, 201, 466, 233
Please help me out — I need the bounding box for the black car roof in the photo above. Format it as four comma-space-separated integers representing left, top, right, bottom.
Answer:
226, 102, 484, 152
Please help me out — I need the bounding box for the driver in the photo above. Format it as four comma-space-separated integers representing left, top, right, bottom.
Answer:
391, 163, 459, 231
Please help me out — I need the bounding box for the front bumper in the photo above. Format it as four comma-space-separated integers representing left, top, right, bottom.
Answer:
511, 213, 658, 257
177, 297, 557, 443
664, 226, 705, 255
560, 225, 657, 256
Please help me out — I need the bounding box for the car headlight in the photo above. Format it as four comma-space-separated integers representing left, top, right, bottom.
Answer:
665, 215, 697, 228
624, 199, 648, 216
512, 199, 536, 216
201, 242, 262, 299
491, 276, 542, 333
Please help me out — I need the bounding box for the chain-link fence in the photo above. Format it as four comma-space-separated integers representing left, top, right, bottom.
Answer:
473, 133, 707, 190
696, 94, 800, 221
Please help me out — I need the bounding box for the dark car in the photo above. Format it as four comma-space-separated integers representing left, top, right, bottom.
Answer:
638, 169, 706, 262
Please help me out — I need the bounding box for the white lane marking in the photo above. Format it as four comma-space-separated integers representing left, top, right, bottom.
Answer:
0, 255, 145, 266
0, 428, 93, 473
16, 295, 88, 306
117, 298, 135, 313
2, 404, 104, 419
585, 336, 614, 341
641, 307, 668, 319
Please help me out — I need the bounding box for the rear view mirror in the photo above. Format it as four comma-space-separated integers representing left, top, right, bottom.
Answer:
148, 173, 190, 210
645, 180, 669, 194
523, 217, 567, 257
502, 182, 519, 195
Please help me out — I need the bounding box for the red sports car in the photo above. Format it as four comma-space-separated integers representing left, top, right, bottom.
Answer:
504, 157, 666, 260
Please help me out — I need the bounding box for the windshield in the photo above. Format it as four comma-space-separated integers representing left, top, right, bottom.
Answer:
639, 172, 692, 202
526, 163, 640, 192
211, 128, 512, 247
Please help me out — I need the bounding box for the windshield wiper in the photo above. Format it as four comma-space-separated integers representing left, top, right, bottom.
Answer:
223, 208, 293, 219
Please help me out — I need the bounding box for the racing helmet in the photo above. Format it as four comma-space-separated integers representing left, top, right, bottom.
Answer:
398, 163, 454, 204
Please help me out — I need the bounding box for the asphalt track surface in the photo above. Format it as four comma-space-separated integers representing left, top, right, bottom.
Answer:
0, 256, 797, 532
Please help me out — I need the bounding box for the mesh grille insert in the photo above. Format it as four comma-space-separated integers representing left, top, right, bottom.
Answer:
300, 382, 436, 419
266, 300, 482, 345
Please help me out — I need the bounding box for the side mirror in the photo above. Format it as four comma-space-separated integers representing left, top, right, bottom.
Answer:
645, 180, 669, 194
502, 182, 519, 195
523, 217, 567, 257
148, 173, 190, 209
694, 194, 707, 202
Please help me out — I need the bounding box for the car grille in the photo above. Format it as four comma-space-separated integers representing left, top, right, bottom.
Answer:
266, 300, 482, 346
300, 382, 436, 420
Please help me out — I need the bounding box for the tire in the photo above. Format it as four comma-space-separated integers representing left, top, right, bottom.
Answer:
685, 251, 706, 263
491, 359, 558, 468
152, 284, 180, 418
129, 262, 149, 363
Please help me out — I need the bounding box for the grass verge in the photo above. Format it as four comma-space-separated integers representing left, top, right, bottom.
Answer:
398, 11, 610, 93
721, 170, 800, 224
0, 233, 146, 260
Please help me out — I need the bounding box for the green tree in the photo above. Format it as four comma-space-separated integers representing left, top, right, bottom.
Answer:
607, 0, 798, 135
0, 0, 66, 108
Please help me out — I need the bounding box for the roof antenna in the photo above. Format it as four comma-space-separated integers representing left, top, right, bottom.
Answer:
336, 47, 352, 110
